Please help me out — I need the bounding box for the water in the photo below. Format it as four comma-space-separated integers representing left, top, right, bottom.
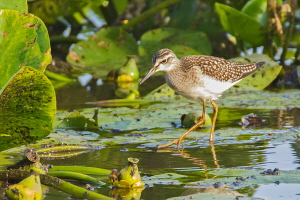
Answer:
2, 80, 300, 200
39, 140, 300, 199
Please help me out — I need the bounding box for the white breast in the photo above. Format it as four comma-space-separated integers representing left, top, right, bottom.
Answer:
176, 74, 240, 101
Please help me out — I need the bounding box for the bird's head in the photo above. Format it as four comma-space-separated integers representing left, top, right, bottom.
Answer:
140, 49, 178, 84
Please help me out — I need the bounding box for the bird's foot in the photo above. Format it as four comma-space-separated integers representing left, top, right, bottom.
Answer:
157, 138, 184, 149
157, 118, 205, 149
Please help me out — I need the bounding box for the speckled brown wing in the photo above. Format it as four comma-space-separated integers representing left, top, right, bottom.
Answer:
180, 55, 265, 82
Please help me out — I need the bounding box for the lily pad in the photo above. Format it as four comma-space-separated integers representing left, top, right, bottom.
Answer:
0, 9, 51, 92
220, 89, 300, 109
56, 111, 98, 129
142, 173, 186, 186
168, 189, 257, 200
0, 66, 56, 151
191, 168, 300, 187
215, 2, 265, 46
67, 27, 138, 76
144, 83, 178, 101
143, 83, 300, 110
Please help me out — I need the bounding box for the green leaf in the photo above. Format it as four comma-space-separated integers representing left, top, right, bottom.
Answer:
66, 27, 137, 76
112, 0, 128, 15
139, 28, 212, 72
143, 173, 186, 186
0, 9, 51, 92
0, 66, 56, 151
214, 3, 265, 46
168, 0, 199, 29
56, 111, 98, 129
241, 0, 267, 26
0, 0, 28, 13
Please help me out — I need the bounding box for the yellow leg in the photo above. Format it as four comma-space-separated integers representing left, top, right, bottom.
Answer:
209, 100, 218, 142
157, 101, 207, 149
210, 141, 220, 168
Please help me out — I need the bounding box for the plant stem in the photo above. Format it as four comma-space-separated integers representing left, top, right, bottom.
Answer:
0, 170, 113, 200
280, 0, 296, 64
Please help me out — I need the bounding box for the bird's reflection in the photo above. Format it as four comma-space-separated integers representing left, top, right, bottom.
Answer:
157, 140, 220, 170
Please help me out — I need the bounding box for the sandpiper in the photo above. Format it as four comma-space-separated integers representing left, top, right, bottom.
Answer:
140, 49, 265, 148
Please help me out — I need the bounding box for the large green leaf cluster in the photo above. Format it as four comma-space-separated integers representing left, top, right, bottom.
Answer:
67, 27, 212, 76
0, 2, 56, 151
215, 0, 267, 47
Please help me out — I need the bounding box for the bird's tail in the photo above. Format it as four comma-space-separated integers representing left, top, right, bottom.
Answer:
255, 61, 266, 68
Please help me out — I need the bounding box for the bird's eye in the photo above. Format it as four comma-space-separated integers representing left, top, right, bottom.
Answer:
161, 59, 167, 64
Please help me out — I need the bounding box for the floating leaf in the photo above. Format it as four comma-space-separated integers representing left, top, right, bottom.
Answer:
191, 168, 300, 187
168, 190, 254, 200
67, 27, 137, 76
144, 83, 177, 101
142, 173, 186, 186
56, 111, 98, 129
0, 9, 51, 92
215, 3, 265, 46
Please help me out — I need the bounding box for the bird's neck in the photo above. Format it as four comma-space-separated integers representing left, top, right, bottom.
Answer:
163, 62, 186, 91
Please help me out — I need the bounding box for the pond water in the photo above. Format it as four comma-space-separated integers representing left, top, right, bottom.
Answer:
3, 78, 300, 200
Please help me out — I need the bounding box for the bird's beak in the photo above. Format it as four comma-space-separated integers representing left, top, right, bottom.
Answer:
139, 67, 157, 84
